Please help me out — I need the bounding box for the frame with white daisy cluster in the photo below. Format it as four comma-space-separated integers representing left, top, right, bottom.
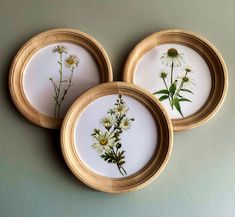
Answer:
61, 82, 173, 193
123, 29, 228, 131
9, 28, 113, 129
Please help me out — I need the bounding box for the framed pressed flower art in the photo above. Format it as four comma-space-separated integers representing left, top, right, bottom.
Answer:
61, 82, 173, 193
123, 29, 228, 131
9, 28, 113, 129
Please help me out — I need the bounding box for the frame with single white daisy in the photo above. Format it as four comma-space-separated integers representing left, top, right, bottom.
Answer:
9, 28, 113, 129
123, 29, 228, 131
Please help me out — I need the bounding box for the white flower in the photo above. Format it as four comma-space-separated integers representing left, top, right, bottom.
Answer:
184, 65, 194, 73
92, 130, 116, 153
179, 75, 195, 90
120, 118, 132, 130
52, 45, 67, 54
64, 55, 79, 69
113, 104, 128, 116
161, 48, 184, 67
100, 116, 114, 129
159, 71, 168, 79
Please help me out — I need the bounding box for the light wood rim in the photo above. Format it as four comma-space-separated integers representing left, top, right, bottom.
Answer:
123, 29, 228, 131
61, 82, 173, 193
9, 28, 113, 129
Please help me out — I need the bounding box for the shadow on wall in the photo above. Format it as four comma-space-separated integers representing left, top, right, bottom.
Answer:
48, 129, 93, 192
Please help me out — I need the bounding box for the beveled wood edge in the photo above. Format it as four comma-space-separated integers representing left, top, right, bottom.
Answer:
9, 28, 113, 129
123, 29, 228, 131
61, 82, 173, 193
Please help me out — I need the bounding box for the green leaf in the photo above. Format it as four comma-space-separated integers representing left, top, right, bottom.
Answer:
119, 161, 125, 165
177, 93, 183, 98
116, 143, 121, 149
153, 89, 169, 95
179, 98, 192, 102
172, 98, 184, 117
91, 129, 100, 136
169, 82, 177, 95
180, 89, 194, 94
159, 95, 169, 101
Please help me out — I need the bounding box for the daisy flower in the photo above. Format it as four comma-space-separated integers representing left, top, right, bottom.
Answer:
52, 45, 67, 54
92, 130, 116, 153
64, 55, 79, 69
161, 48, 184, 67
113, 104, 129, 116
184, 65, 193, 73
179, 75, 195, 89
120, 118, 132, 130
100, 116, 114, 130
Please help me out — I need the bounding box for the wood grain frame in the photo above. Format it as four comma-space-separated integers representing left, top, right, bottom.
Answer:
61, 82, 173, 193
123, 29, 228, 131
9, 28, 113, 129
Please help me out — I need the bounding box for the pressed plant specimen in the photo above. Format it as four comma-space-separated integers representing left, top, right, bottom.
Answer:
91, 95, 135, 176
153, 48, 195, 117
49, 45, 79, 119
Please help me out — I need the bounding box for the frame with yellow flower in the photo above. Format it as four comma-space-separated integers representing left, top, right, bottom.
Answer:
9, 28, 113, 129
61, 82, 173, 193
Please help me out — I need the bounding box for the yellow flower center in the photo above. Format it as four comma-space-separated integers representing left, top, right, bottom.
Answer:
124, 121, 128, 126
104, 120, 110, 126
117, 106, 123, 112
67, 58, 75, 65
100, 138, 108, 146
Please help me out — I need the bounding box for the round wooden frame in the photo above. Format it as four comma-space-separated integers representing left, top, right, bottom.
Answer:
61, 82, 173, 193
123, 29, 228, 131
9, 28, 113, 129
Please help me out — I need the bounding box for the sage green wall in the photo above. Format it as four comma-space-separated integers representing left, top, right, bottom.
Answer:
0, 0, 234, 216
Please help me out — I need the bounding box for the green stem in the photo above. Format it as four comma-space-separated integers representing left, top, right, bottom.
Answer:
173, 70, 188, 98
110, 112, 124, 136
174, 82, 183, 98
162, 77, 168, 90
58, 67, 74, 112
50, 78, 59, 95
162, 77, 173, 109
117, 164, 126, 176
169, 62, 175, 109
109, 147, 126, 176
56, 52, 63, 119
49, 78, 59, 117
170, 62, 174, 85
121, 166, 127, 175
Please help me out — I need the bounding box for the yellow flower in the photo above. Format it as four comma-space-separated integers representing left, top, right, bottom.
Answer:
64, 55, 79, 69
100, 116, 114, 129
92, 131, 116, 153
113, 104, 128, 116
120, 118, 132, 130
